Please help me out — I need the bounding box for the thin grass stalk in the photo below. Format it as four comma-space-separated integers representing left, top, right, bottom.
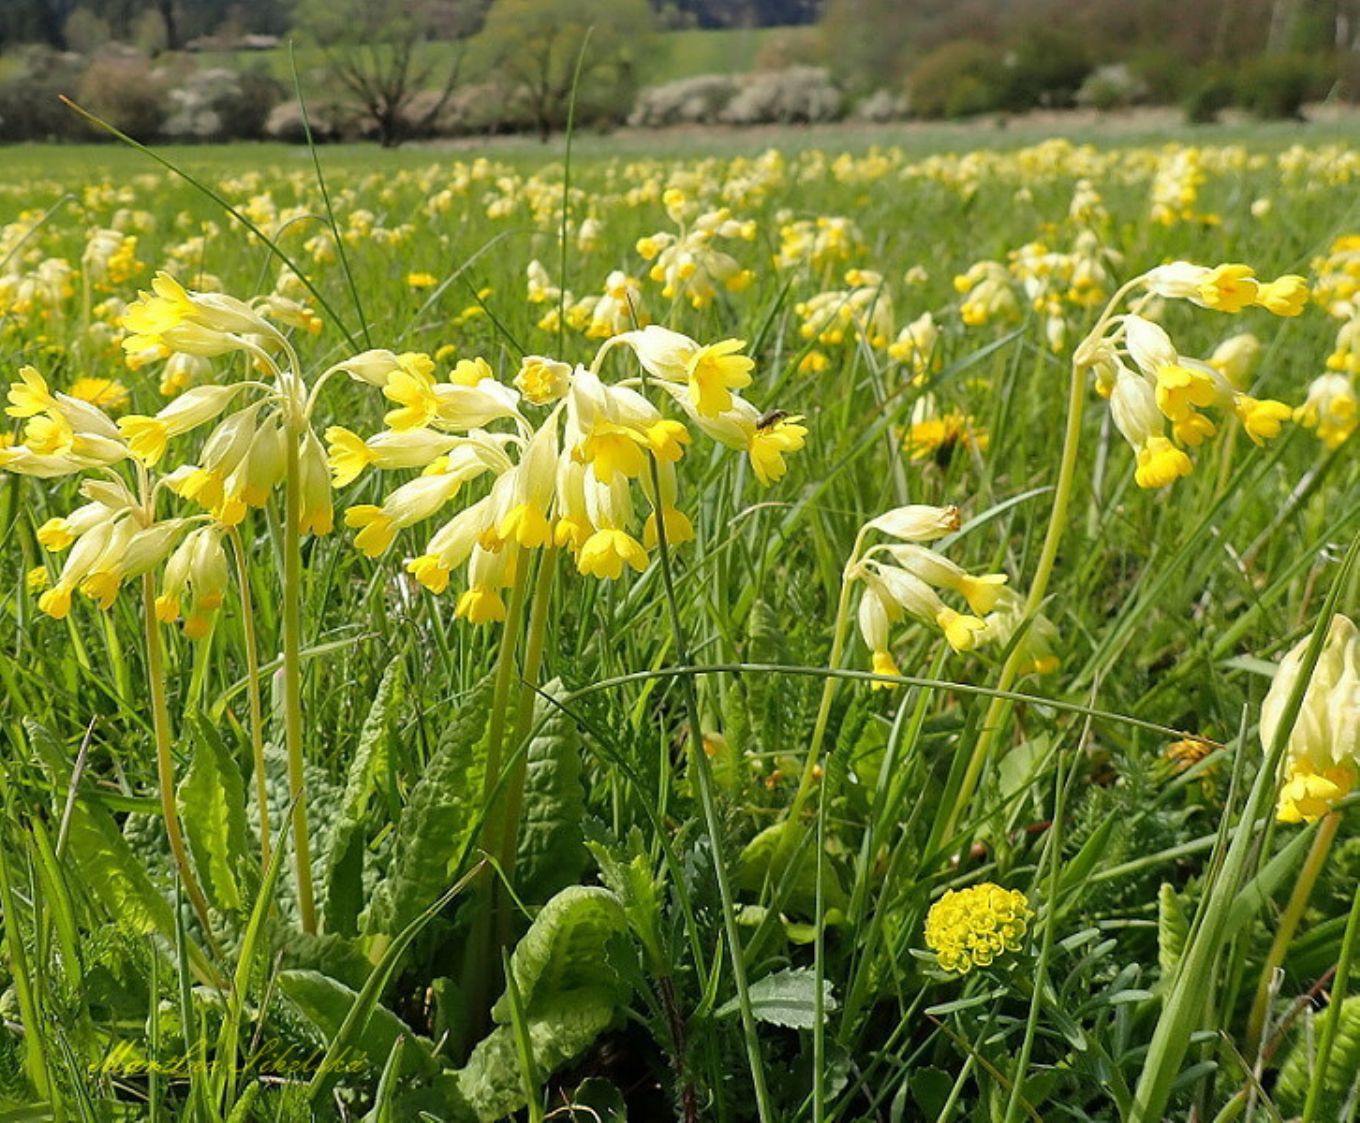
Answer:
0, 819, 55, 1111
228, 528, 271, 868
645, 450, 773, 1123
1246, 811, 1342, 1053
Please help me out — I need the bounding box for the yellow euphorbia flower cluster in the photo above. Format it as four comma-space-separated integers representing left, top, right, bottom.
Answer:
1077, 261, 1307, 489
846, 504, 1057, 682
1261, 615, 1360, 824
924, 884, 1032, 974
635, 194, 756, 309
329, 325, 804, 620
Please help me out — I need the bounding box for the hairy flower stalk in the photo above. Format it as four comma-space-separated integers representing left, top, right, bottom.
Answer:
227, 527, 271, 868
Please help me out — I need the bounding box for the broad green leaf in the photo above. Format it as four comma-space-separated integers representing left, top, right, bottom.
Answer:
177, 718, 249, 912
455, 886, 631, 1122
326, 655, 404, 936
277, 969, 436, 1077
363, 674, 494, 937
736, 819, 848, 918
513, 679, 587, 905
66, 800, 176, 939
716, 967, 836, 1029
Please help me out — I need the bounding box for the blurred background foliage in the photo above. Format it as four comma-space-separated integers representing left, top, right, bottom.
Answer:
0, 1, 1357, 144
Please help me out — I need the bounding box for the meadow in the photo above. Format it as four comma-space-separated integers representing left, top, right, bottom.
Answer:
0, 118, 1357, 1122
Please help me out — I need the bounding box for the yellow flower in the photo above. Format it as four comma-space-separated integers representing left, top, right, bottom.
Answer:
578, 422, 648, 482
383, 366, 439, 431
1254, 275, 1308, 317
67, 377, 130, 413
1154, 363, 1219, 422
1134, 436, 1193, 489
514, 356, 571, 404
936, 607, 987, 653
747, 414, 806, 485
344, 505, 397, 557
6, 366, 57, 418
406, 271, 438, 289
1196, 263, 1259, 313
1234, 396, 1292, 445
870, 648, 900, 689
450, 357, 494, 387
455, 585, 507, 624
642, 505, 694, 549
798, 350, 830, 374
687, 339, 754, 418
498, 502, 553, 549
25, 565, 49, 592
924, 884, 1032, 974
577, 528, 648, 580
325, 426, 376, 487
1277, 760, 1355, 824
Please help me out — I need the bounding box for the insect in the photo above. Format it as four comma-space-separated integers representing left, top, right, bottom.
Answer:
756, 409, 789, 431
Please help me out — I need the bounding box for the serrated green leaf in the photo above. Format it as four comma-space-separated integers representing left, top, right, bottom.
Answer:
177, 718, 249, 912
1156, 883, 1188, 983
586, 837, 664, 974
1276, 995, 1360, 1116
513, 679, 587, 905
363, 674, 494, 937
326, 655, 404, 936
716, 967, 836, 1029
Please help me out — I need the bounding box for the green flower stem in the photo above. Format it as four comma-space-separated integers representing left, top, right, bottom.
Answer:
141, 573, 216, 938
228, 527, 271, 869
1246, 810, 1341, 1054
940, 338, 1088, 843
281, 421, 316, 934
497, 549, 558, 887
466, 544, 530, 1030
786, 525, 869, 828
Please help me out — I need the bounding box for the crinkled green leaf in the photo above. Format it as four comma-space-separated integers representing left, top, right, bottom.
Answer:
456, 886, 631, 1122
326, 655, 403, 935
66, 800, 176, 939
364, 674, 493, 936
513, 678, 587, 906
177, 718, 249, 912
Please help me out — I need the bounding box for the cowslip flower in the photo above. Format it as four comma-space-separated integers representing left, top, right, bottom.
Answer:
1261, 615, 1359, 823
925, 884, 1032, 974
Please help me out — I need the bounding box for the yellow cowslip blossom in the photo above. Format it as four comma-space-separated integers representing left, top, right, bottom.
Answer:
406, 271, 437, 289
345, 446, 494, 557
846, 504, 1057, 680
118, 385, 248, 465
954, 261, 1020, 328
155, 527, 229, 639
324, 425, 460, 487
1076, 261, 1304, 490
1294, 373, 1357, 449
925, 884, 1032, 974
454, 542, 513, 624
121, 271, 281, 357
888, 312, 939, 383
636, 205, 755, 309
514, 356, 572, 405
1261, 615, 1359, 823
614, 326, 754, 418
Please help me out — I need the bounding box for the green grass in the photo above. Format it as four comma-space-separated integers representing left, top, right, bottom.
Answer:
0, 120, 1355, 1121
